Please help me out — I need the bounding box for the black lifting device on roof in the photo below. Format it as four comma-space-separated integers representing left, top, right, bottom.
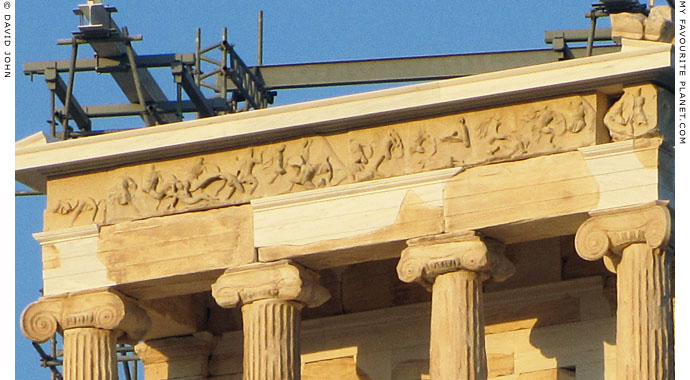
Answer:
25, 0, 629, 143
544, 0, 657, 59
26, 0, 274, 140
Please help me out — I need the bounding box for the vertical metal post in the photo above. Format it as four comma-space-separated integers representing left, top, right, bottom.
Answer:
50, 90, 56, 139
195, 28, 202, 119
586, 15, 597, 56
124, 27, 154, 126
195, 28, 201, 88
50, 334, 57, 380
119, 344, 133, 380
62, 39, 79, 139
221, 27, 228, 110
257, 11, 263, 66
176, 82, 183, 120
133, 358, 138, 380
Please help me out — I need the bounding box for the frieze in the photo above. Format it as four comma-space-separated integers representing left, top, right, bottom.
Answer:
46, 93, 601, 229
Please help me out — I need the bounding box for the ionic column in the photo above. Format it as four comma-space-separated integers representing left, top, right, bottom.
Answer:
20, 290, 150, 380
575, 201, 673, 380
211, 260, 330, 380
397, 232, 515, 380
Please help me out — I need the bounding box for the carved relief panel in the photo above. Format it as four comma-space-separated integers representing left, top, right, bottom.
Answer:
603, 84, 671, 141
45, 92, 604, 230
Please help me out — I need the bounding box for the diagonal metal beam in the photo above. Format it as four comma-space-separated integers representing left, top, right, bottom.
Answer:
44, 67, 92, 131
223, 43, 269, 109
172, 61, 216, 117
79, 5, 180, 124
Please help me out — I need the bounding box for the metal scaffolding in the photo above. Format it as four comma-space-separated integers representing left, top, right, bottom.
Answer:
31, 334, 140, 380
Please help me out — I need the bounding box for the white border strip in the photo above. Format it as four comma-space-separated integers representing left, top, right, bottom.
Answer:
2, 0, 15, 378
675, 2, 686, 378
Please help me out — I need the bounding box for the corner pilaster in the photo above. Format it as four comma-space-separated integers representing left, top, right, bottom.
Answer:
397, 232, 514, 380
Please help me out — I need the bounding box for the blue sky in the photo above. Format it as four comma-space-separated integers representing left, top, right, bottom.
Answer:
14, 1, 615, 378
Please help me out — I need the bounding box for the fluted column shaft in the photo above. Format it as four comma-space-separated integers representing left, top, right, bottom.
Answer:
430, 270, 486, 380
616, 244, 673, 379
63, 327, 119, 380
397, 232, 514, 380
242, 299, 302, 380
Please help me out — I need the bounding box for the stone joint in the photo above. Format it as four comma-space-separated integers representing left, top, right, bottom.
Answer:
211, 260, 330, 309
397, 232, 515, 288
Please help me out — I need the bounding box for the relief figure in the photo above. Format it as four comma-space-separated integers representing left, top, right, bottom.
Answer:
141, 164, 213, 211
409, 129, 437, 156
262, 144, 287, 184
186, 157, 244, 200
441, 117, 471, 147
108, 176, 138, 207
568, 98, 593, 133
287, 139, 346, 190
350, 131, 404, 180
409, 129, 439, 169
350, 140, 375, 181
371, 130, 404, 177
237, 149, 262, 194
53, 197, 101, 226
604, 88, 651, 140
532, 106, 567, 145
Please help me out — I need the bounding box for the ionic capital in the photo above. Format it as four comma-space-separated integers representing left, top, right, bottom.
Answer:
397, 232, 515, 288
575, 201, 671, 267
211, 260, 330, 309
20, 290, 150, 343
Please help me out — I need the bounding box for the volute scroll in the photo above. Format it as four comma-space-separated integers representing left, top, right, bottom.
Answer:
574, 201, 671, 270
211, 260, 330, 309
20, 290, 151, 344
20, 298, 63, 343
397, 232, 515, 288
